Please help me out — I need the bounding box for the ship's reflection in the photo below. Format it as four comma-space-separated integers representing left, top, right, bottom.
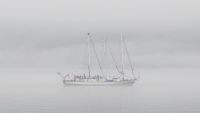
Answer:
60, 85, 135, 113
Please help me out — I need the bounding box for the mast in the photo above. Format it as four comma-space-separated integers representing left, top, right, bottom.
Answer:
123, 37, 136, 80
121, 33, 125, 80
87, 33, 91, 78
106, 38, 121, 74
104, 37, 106, 54
90, 37, 104, 77
103, 37, 107, 77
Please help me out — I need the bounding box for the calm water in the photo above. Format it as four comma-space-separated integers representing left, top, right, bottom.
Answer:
0, 68, 200, 113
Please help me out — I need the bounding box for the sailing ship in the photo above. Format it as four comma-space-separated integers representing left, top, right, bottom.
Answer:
58, 33, 138, 85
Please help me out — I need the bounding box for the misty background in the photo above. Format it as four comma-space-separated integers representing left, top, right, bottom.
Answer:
1, 1, 200, 113
0, 0, 200, 69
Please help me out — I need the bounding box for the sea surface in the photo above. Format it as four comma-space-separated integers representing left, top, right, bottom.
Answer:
0, 68, 200, 113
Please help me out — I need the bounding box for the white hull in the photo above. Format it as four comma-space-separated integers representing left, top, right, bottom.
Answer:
63, 79, 136, 86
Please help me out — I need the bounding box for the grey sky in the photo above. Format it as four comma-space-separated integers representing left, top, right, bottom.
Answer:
0, 0, 200, 68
